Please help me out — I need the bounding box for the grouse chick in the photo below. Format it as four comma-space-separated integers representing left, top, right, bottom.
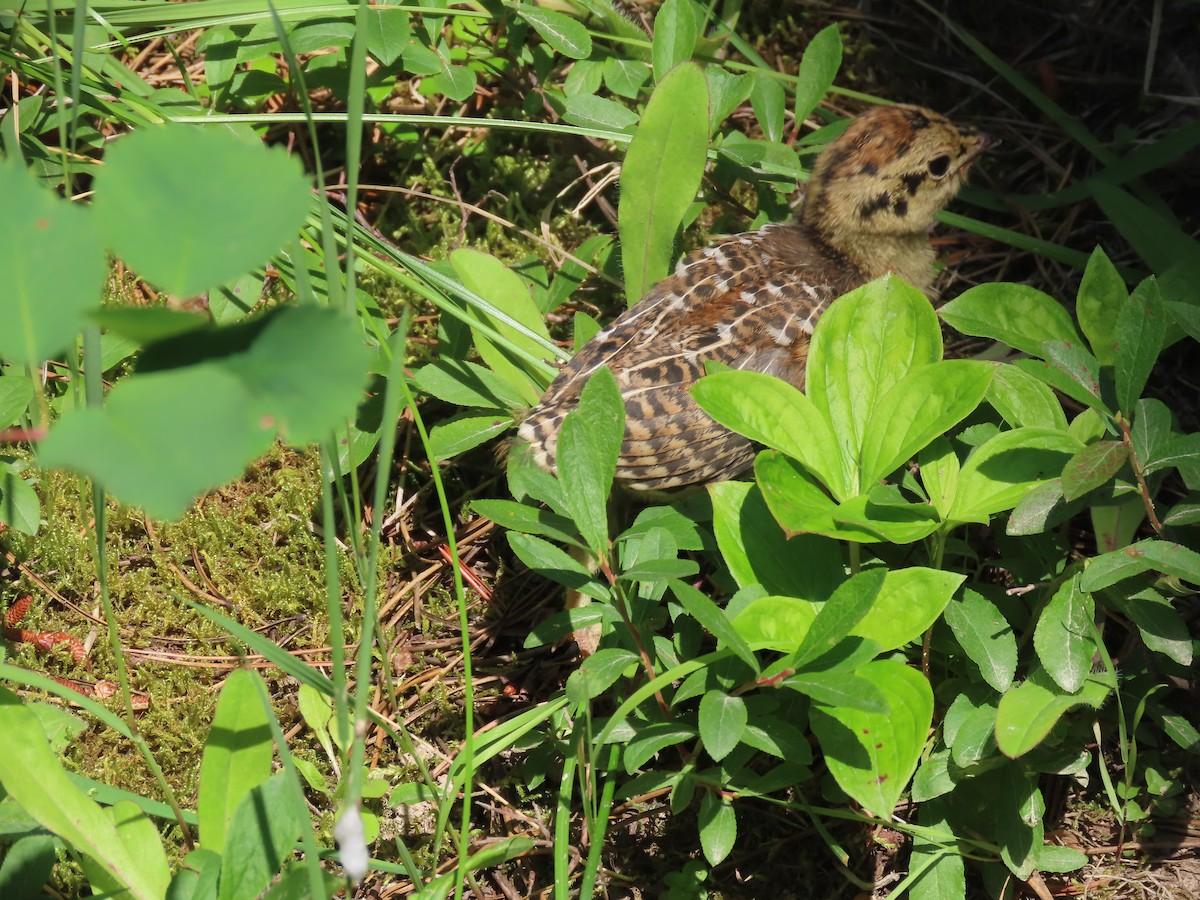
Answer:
519, 104, 991, 492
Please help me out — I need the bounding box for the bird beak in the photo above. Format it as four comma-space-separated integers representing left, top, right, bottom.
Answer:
966, 131, 997, 162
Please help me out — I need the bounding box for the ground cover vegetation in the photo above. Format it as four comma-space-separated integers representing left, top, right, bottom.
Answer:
1, 0, 1199, 897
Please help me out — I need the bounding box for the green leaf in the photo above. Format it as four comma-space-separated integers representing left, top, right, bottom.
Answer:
0, 463, 41, 536
1076, 246, 1128, 365
40, 307, 369, 519
1142, 431, 1200, 477
0, 376, 34, 428
427, 413, 511, 461
699, 691, 747, 762
0, 688, 167, 899
698, 791, 737, 866
808, 276, 941, 494
693, 370, 848, 499
918, 437, 959, 520
651, 0, 700, 82
93, 307, 210, 344
908, 800, 965, 900
508, 532, 609, 600
750, 71, 786, 143
218, 773, 306, 900
364, 7, 411, 65
1041, 339, 1103, 403
197, 669, 274, 853
944, 589, 1017, 692
670, 580, 758, 670
619, 61, 709, 303
603, 57, 650, 99
567, 649, 639, 703
705, 69, 753, 134
994, 669, 1112, 758
624, 722, 698, 772
1012, 357, 1111, 416
93, 125, 310, 298
986, 363, 1068, 431
809, 660, 933, 818
413, 358, 525, 410
558, 367, 623, 557
792, 24, 842, 124
852, 568, 963, 653
1061, 440, 1129, 500
472, 498, 581, 546
939, 284, 1080, 356
791, 569, 885, 669
1114, 277, 1167, 413
423, 63, 477, 102
0, 159, 106, 365
783, 670, 888, 711
1079, 539, 1200, 591
949, 427, 1082, 524
562, 94, 639, 132
1112, 589, 1192, 667
709, 480, 843, 599
858, 360, 994, 487
512, 4, 592, 58
1033, 575, 1095, 693
451, 249, 554, 405
733, 595, 818, 651
81, 801, 172, 900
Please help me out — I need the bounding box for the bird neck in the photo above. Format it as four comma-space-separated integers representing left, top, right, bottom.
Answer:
817, 226, 936, 296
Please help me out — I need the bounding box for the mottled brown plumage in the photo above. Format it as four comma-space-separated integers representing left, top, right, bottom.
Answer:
519, 104, 991, 492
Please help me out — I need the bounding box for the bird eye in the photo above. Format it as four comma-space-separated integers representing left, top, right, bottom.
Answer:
927, 154, 952, 178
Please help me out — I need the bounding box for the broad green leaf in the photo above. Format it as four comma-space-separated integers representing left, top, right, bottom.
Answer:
1041, 339, 1103, 403
948, 762, 1043, 880
791, 569, 885, 669
422, 63, 477, 102
918, 437, 959, 520
0, 688, 166, 899
754, 452, 887, 543
1111, 589, 1192, 667
197, 668, 274, 853
908, 800, 965, 900
218, 773, 306, 900
651, 0, 700, 82
512, 4, 592, 58
1114, 277, 1167, 413
619, 61, 709, 303
0, 376, 34, 428
1079, 538, 1200, 591
670, 580, 758, 670
562, 94, 639, 131
603, 57, 650, 99
413, 358, 525, 410
624, 723, 699, 773
693, 370, 848, 499
451, 249, 554, 404
93, 125, 310, 297
1033, 575, 1095, 693
1061, 439, 1130, 501
1076, 247, 1128, 365
705, 69, 753, 134
808, 276, 941, 493
733, 595, 819, 651
558, 367, 623, 556
858, 360, 994, 487
792, 24, 842, 124
709, 480, 843, 599
82, 801, 171, 900
40, 307, 370, 519
949, 427, 1082, 524
699, 691, 747, 762
0, 159, 105, 364
750, 71, 786, 143
508, 532, 609, 600
939, 284, 1080, 357
986, 364, 1068, 431
472, 499, 581, 546
944, 589, 1017, 692
852, 568, 963, 653
783, 670, 888, 711
566, 649, 639, 703
415, 837, 535, 900
1142, 432, 1200, 477
698, 791, 736, 866
1012, 357, 1111, 416
364, 7, 411, 65
994, 669, 1112, 758
0, 834, 57, 898
949, 700, 998, 768
427, 413, 511, 460
0, 463, 41, 535
1035, 845, 1088, 874
809, 660, 932, 818
93, 307, 209, 344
